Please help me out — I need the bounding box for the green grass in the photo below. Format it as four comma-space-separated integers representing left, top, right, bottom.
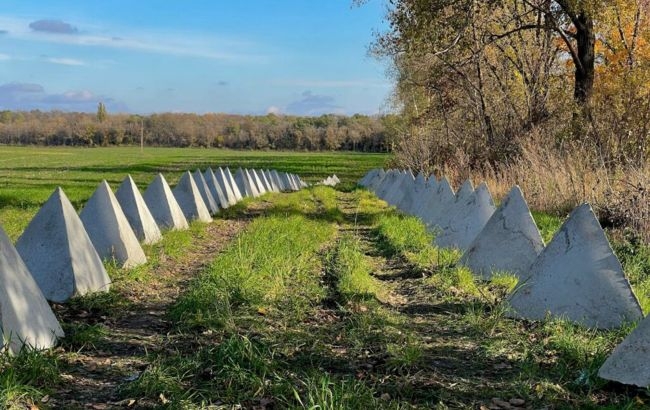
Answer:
0, 146, 387, 240
0, 349, 60, 409
328, 235, 384, 303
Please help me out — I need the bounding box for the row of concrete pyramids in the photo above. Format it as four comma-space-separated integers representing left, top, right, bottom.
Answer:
0, 167, 306, 354
360, 168, 648, 387
319, 175, 341, 187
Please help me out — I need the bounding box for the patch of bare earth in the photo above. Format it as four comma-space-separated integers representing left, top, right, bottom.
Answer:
47, 219, 248, 409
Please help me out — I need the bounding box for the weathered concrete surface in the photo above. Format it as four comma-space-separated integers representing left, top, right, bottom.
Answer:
16, 188, 111, 302
435, 182, 495, 250
213, 167, 238, 206
251, 169, 267, 195
455, 179, 475, 203
422, 177, 456, 231
204, 167, 229, 209
367, 169, 386, 191
461, 185, 544, 279
245, 169, 262, 197
359, 169, 378, 187
264, 170, 280, 192
115, 175, 163, 245
193, 169, 219, 215
375, 170, 399, 199
224, 167, 243, 201
172, 171, 213, 223
80, 181, 147, 268
387, 173, 412, 208
332, 175, 340, 184
507, 203, 643, 329
279, 172, 294, 192
411, 182, 437, 219
270, 170, 285, 191
1, 224, 64, 354
598, 314, 650, 387
258, 169, 274, 192
234, 168, 257, 197
143, 173, 189, 231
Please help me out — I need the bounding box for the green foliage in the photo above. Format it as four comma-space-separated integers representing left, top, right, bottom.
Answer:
532, 211, 563, 244
328, 235, 383, 303
291, 373, 382, 410
0, 349, 60, 409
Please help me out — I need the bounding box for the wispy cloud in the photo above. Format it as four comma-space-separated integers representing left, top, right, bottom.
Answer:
44, 57, 86, 66
0, 53, 11, 60
0, 15, 265, 62
0, 81, 128, 112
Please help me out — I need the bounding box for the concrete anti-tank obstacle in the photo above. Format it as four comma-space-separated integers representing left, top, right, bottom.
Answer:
506, 203, 643, 329
598, 314, 650, 387
80, 180, 148, 268
192, 169, 219, 215
422, 176, 456, 231
143, 173, 189, 231
234, 168, 254, 197
398, 172, 427, 215
249, 169, 266, 195
411, 180, 438, 219
288, 174, 299, 191
16, 187, 111, 302
435, 182, 495, 250
256, 169, 271, 193
224, 167, 243, 202
454, 179, 475, 203
460, 185, 544, 280
272, 170, 287, 191
366, 168, 386, 191
0, 224, 64, 354
359, 169, 379, 187
115, 175, 163, 245
264, 170, 280, 192
279, 172, 294, 192
375, 170, 397, 199
204, 168, 230, 209
172, 171, 213, 223
386, 172, 413, 207
332, 175, 340, 184
213, 167, 238, 206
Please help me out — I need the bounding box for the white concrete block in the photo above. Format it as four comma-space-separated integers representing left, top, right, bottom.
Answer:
143, 173, 189, 231
115, 175, 163, 245
16, 187, 111, 302
1, 224, 64, 353
172, 171, 213, 223
460, 185, 544, 279
507, 203, 643, 329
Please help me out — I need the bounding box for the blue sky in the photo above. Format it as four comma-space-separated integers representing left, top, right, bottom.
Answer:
0, 1, 391, 115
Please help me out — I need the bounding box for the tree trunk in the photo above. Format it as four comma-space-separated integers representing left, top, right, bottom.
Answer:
573, 12, 595, 108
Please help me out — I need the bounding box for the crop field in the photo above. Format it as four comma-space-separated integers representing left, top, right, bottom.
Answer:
0, 146, 387, 239
1, 147, 649, 409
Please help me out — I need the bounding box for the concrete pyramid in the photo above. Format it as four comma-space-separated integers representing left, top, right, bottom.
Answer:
332, 175, 340, 184
264, 170, 280, 192
225, 167, 244, 202
251, 169, 268, 194
271, 170, 287, 191
245, 169, 262, 197
460, 186, 544, 279
193, 169, 219, 215
1, 224, 64, 353
234, 168, 255, 197
368, 168, 387, 191
359, 169, 378, 187
397, 174, 426, 215
172, 171, 213, 223
411, 182, 437, 219
386, 173, 412, 207
214, 167, 238, 206
422, 177, 456, 231
455, 179, 475, 202
598, 314, 650, 387
279, 172, 293, 192
375, 170, 396, 198
255, 169, 270, 192
143, 173, 189, 231
16, 187, 111, 302
80, 180, 148, 268
287, 174, 298, 191
115, 175, 162, 245
507, 203, 643, 329
260, 169, 276, 192
435, 182, 496, 250
204, 167, 230, 209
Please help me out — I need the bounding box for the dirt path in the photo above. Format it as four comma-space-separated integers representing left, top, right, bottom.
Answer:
49, 219, 248, 409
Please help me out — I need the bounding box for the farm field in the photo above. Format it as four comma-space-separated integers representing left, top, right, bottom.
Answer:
0, 146, 387, 239
1, 147, 649, 409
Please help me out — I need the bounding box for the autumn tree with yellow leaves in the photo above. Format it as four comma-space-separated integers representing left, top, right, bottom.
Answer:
367, 0, 650, 169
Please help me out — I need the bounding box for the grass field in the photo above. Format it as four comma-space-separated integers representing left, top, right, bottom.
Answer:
0, 146, 388, 239
0, 147, 649, 408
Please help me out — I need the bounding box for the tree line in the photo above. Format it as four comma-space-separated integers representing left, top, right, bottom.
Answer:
0, 110, 396, 152
363, 0, 650, 170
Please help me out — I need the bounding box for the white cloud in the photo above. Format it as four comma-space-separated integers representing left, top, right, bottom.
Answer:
0, 15, 266, 62
273, 79, 391, 89
0, 53, 10, 60
266, 105, 282, 115
45, 57, 85, 66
